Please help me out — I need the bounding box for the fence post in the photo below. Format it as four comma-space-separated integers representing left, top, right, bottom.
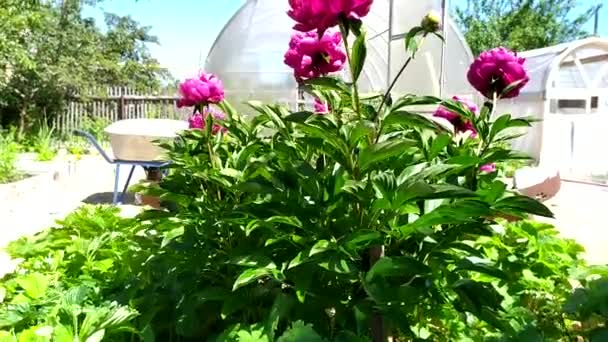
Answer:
118, 95, 126, 120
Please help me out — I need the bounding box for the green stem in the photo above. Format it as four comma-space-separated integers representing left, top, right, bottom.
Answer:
375, 35, 427, 143
339, 21, 362, 120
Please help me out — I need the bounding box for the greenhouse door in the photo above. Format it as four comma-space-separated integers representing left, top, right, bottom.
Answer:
543, 97, 608, 184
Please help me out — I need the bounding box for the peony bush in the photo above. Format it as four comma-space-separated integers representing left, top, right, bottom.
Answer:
140, 2, 575, 340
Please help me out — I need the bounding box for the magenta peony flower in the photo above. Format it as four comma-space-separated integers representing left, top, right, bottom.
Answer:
434, 96, 478, 136
177, 72, 225, 108
480, 163, 497, 173
314, 98, 329, 114
467, 47, 529, 99
288, 0, 373, 34
284, 30, 347, 81
188, 107, 227, 135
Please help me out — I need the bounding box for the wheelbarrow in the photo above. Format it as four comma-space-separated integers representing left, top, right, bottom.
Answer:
73, 130, 171, 204
74, 119, 188, 205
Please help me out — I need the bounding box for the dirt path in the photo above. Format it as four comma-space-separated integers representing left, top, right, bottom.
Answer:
0, 154, 146, 275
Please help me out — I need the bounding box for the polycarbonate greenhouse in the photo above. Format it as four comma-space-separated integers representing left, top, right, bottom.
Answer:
205, 0, 477, 112
497, 37, 608, 183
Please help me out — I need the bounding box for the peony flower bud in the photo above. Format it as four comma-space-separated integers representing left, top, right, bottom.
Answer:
421, 10, 441, 32
314, 98, 330, 114
480, 163, 497, 173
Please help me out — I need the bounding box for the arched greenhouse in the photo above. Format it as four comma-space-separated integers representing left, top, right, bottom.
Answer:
498, 37, 608, 184
205, 0, 477, 113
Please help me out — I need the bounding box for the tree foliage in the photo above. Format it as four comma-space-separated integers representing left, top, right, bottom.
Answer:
454, 0, 596, 56
0, 0, 170, 131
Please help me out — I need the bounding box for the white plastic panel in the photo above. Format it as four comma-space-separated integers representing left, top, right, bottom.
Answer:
205, 0, 475, 113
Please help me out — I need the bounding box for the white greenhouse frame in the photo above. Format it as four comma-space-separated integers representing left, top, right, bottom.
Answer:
205, 0, 476, 113
499, 37, 608, 183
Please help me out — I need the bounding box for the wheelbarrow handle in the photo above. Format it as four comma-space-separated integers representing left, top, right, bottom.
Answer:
73, 129, 115, 164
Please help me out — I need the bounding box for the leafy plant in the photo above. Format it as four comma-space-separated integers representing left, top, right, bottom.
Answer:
31, 120, 57, 162
81, 116, 110, 146
0, 127, 23, 183
125, 19, 560, 341
1, 206, 141, 341
64, 139, 88, 159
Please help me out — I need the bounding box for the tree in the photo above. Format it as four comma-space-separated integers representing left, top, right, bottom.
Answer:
0, 0, 170, 131
454, 0, 596, 56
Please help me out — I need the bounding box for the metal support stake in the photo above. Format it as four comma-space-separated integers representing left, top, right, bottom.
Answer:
113, 164, 121, 204
439, 0, 448, 98
386, 0, 394, 90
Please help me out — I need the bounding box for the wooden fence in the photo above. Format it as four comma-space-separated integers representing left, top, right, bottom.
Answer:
54, 87, 191, 134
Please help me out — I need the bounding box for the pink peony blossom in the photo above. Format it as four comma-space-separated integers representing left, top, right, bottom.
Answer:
177, 72, 225, 108
467, 47, 529, 99
480, 163, 497, 173
434, 96, 478, 136
188, 107, 227, 135
288, 0, 373, 34
284, 30, 347, 81
314, 98, 329, 114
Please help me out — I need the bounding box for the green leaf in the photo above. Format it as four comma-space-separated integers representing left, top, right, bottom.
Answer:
230, 255, 276, 269
16, 273, 48, 299
351, 31, 367, 82
310, 240, 332, 256
344, 230, 383, 252
359, 139, 415, 172
0, 288, 5, 303
343, 120, 375, 146
489, 114, 532, 143
18, 326, 51, 342
85, 330, 105, 342
161, 226, 184, 248
405, 27, 425, 56
317, 255, 358, 274
392, 94, 442, 109
411, 184, 477, 201
366, 256, 430, 283
493, 195, 554, 218
265, 294, 293, 339
138, 325, 154, 342
277, 321, 325, 342
499, 79, 527, 98
302, 77, 350, 94
382, 110, 441, 132
430, 133, 451, 159
402, 200, 491, 235
232, 268, 276, 291
452, 279, 504, 311
455, 257, 508, 280
53, 324, 74, 342
440, 99, 474, 120
284, 111, 315, 123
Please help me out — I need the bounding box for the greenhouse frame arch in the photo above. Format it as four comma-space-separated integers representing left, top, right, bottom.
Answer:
499, 37, 608, 184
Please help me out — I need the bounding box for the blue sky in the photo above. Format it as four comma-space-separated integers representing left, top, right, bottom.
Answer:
83, 0, 607, 81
